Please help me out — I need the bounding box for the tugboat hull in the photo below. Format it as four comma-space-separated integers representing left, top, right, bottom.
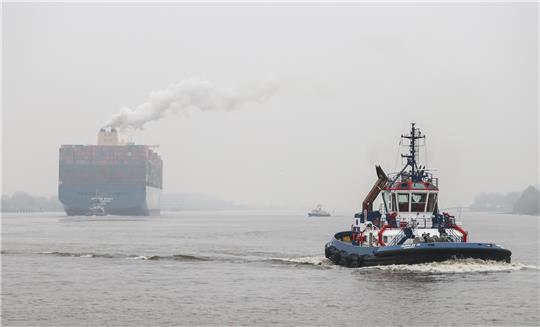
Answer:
325, 231, 511, 268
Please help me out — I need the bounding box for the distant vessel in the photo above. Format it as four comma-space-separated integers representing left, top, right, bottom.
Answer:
308, 204, 331, 217
325, 123, 511, 267
86, 198, 107, 216
58, 128, 163, 216
85, 193, 108, 216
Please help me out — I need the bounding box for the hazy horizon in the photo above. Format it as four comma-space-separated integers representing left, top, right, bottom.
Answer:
3, 2, 539, 211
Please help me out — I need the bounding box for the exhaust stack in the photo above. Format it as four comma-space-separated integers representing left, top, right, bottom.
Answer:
97, 128, 119, 145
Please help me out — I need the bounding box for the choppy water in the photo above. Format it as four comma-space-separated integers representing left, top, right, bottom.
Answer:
2, 211, 539, 326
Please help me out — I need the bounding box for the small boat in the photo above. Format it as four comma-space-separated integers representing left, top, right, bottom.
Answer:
308, 204, 331, 217
324, 123, 511, 267
85, 192, 108, 216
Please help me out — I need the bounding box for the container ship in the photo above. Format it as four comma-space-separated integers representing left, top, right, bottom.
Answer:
58, 128, 162, 216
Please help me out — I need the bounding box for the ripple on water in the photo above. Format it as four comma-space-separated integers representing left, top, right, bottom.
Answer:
362, 259, 539, 274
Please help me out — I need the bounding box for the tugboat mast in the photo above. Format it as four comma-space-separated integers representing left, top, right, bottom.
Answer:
401, 122, 425, 181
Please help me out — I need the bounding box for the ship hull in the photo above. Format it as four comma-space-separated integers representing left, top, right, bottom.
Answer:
59, 183, 161, 216
325, 231, 512, 268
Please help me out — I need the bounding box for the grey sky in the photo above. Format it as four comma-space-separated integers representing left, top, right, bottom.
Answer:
3, 2, 538, 210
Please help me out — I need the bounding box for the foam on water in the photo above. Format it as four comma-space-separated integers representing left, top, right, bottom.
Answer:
271, 256, 333, 266
38, 251, 115, 258
38, 251, 208, 261
36, 250, 328, 266
367, 259, 539, 274
127, 256, 149, 260
142, 254, 209, 261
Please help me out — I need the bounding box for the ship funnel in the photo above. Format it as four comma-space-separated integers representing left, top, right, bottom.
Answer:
97, 128, 119, 145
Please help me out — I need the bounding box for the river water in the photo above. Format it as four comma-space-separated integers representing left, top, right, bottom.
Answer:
2, 211, 539, 326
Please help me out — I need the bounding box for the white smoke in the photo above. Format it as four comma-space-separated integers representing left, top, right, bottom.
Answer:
104, 77, 279, 130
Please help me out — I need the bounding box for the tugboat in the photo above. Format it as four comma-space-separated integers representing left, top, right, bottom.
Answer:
324, 123, 511, 267
85, 192, 109, 216
308, 204, 331, 217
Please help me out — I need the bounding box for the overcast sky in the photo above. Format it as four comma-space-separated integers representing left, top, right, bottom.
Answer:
3, 2, 538, 210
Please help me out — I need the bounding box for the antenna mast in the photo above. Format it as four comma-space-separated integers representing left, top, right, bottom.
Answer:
400, 123, 425, 181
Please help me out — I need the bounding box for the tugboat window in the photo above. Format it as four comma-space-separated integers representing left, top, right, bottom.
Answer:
392, 194, 397, 211
411, 193, 427, 212
427, 193, 438, 212
397, 193, 409, 212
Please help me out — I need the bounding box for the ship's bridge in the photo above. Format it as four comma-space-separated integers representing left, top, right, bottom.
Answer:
385, 180, 439, 219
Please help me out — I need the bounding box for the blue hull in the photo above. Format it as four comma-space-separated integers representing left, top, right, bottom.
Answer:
325, 231, 512, 267
58, 183, 161, 216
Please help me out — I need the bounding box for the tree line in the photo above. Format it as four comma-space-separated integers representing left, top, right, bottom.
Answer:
470, 185, 539, 215
1, 192, 63, 212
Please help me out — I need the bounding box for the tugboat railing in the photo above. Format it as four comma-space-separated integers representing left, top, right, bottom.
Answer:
384, 226, 462, 246
387, 229, 407, 246
446, 228, 464, 243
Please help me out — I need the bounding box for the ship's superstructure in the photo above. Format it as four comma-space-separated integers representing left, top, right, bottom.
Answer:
324, 123, 511, 267
58, 129, 162, 216
355, 124, 453, 247
308, 204, 331, 217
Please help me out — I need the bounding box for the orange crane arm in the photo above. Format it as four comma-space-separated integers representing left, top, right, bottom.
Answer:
362, 165, 388, 211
